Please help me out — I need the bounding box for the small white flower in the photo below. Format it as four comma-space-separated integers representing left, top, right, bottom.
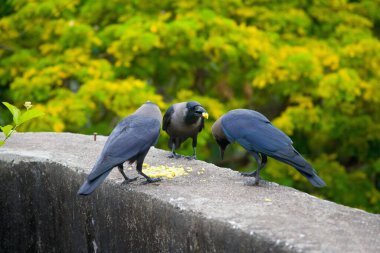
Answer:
24, 101, 32, 110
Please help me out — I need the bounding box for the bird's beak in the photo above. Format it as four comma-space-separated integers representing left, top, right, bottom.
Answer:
202, 112, 209, 119
219, 146, 225, 160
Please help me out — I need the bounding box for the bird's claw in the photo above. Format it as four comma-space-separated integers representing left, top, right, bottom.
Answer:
142, 177, 161, 185
168, 153, 182, 159
244, 177, 261, 186
148, 177, 161, 183
185, 155, 197, 160
122, 177, 138, 184
241, 171, 257, 177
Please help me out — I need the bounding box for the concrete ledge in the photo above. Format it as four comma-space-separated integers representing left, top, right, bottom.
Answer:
0, 133, 379, 252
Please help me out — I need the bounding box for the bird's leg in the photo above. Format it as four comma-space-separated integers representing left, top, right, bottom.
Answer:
136, 161, 161, 183
245, 154, 267, 186
241, 170, 257, 177
118, 164, 137, 183
185, 147, 197, 160
168, 143, 181, 159
260, 154, 267, 170
241, 152, 262, 183
186, 137, 197, 160
253, 155, 262, 185
252, 154, 267, 184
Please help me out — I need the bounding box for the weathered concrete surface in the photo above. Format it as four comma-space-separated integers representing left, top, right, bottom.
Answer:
0, 132, 379, 253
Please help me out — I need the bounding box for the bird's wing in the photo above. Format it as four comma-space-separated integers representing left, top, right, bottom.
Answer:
221, 110, 292, 154
221, 110, 326, 187
162, 105, 174, 131
88, 115, 161, 181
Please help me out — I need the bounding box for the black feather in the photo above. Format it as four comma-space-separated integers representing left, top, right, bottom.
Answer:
77, 112, 161, 195
220, 109, 326, 187
186, 101, 202, 109
198, 117, 205, 132
163, 101, 208, 158
163, 105, 174, 131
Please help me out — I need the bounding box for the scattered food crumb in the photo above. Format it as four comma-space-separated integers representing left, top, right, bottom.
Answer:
144, 165, 189, 179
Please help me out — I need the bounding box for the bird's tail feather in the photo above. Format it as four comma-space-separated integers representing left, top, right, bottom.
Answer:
307, 174, 326, 188
273, 147, 326, 188
77, 170, 112, 196
295, 164, 326, 188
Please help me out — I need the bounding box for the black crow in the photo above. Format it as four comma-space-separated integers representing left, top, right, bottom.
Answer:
163, 101, 208, 159
212, 109, 326, 187
77, 101, 162, 195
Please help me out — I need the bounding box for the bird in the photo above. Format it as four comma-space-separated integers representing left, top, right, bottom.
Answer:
211, 109, 326, 187
162, 101, 209, 159
77, 101, 162, 195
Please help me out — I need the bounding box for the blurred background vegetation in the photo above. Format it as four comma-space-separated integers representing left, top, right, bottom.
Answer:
1, 0, 380, 213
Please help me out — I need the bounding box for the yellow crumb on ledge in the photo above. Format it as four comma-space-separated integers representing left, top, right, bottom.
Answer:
197, 168, 206, 175
144, 164, 190, 179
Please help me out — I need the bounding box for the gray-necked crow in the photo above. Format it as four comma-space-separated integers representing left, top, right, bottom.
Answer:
77, 101, 162, 195
212, 109, 326, 187
163, 101, 208, 159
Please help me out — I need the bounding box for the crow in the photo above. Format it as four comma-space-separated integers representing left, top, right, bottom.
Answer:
77, 101, 162, 195
163, 101, 208, 159
212, 109, 326, 187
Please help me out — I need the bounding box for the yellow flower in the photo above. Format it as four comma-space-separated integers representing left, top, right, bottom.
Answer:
53, 122, 65, 132
150, 25, 158, 33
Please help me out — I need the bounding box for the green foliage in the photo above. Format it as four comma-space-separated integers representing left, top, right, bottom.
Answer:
3, 102, 20, 125
1, 0, 380, 213
0, 102, 44, 146
0, 125, 13, 137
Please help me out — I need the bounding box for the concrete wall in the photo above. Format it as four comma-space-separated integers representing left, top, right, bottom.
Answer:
0, 133, 379, 253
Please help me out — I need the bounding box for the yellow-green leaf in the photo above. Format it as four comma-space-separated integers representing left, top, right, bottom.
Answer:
2, 102, 21, 125
0, 125, 13, 137
0, 140, 4, 147
19, 109, 45, 125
